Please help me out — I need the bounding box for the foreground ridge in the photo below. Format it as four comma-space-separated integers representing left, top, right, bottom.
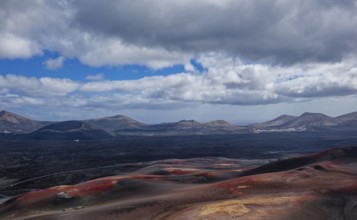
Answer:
1, 147, 357, 219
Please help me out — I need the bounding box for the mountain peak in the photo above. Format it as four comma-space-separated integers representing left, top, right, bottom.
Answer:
0, 110, 46, 133
269, 114, 297, 122
85, 115, 146, 135
0, 110, 15, 117
103, 115, 143, 124
0, 110, 30, 124
206, 120, 232, 126
299, 112, 333, 120
0, 110, 8, 115
336, 111, 357, 119
300, 112, 327, 117
256, 114, 296, 128
107, 115, 130, 119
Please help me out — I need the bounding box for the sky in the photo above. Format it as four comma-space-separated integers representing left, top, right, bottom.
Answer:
0, 0, 357, 124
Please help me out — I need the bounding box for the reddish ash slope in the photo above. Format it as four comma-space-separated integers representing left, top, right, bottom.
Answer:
1, 147, 357, 220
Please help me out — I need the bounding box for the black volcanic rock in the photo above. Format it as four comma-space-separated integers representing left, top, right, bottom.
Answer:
0, 110, 50, 134
85, 115, 147, 135
30, 121, 112, 140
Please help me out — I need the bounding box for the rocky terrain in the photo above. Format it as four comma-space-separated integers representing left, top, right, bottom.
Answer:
1, 147, 357, 220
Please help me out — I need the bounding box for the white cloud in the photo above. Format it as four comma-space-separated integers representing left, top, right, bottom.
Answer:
44, 56, 65, 70
86, 73, 105, 81
0, 74, 79, 97
0, 1, 190, 69
76, 37, 190, 69
77, 54, 357, 106
1, 54, 357, 111
0, 34, 41, 58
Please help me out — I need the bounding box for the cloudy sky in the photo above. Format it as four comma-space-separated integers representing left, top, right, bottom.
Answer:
1, 0, 357, 124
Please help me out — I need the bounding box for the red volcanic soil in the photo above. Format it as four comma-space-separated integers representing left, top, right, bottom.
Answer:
1, 147, 357, 219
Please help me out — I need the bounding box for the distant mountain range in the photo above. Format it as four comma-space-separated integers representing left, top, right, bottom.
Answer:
0, 110, 356, 139
252, 112, 357, 132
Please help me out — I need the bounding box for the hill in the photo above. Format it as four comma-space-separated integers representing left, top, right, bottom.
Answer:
85, 115, 147, 135
29, 121, 112, 140
0, 110, 50, 134
335, 111, 357, 127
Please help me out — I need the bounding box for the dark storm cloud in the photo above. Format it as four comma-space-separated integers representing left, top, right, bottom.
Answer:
73, 0, 357, 64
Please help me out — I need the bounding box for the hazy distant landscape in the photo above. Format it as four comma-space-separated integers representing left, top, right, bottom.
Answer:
1, 110, 357, 138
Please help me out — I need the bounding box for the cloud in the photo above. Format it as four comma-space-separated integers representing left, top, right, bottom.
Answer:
44, 56, 65, 70
0, 1, 190, 68
73, 0, 357, 64
1, 1, 357, 67
78, 54, 357, 106
1, 1, 357, 121
0, 74, 79, 97
1, 54, 357, 110
76, 37, 190, 69
86, 73, 105, 81
1, 52, 357, 122
0, 34, 40, 59
0, 1, 55, 58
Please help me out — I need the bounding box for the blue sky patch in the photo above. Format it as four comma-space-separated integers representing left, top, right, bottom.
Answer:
0, 50, 188, 82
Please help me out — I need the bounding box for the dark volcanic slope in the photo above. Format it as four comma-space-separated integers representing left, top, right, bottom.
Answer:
147, 119, 245, 135
335, 111, 357, 126
281, 112, 337, 128
29, 121, 112, 140
253, 114, 297, 128
1, 147, 357, 220
0, 110, 50, 134
256, 112, 357, 131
